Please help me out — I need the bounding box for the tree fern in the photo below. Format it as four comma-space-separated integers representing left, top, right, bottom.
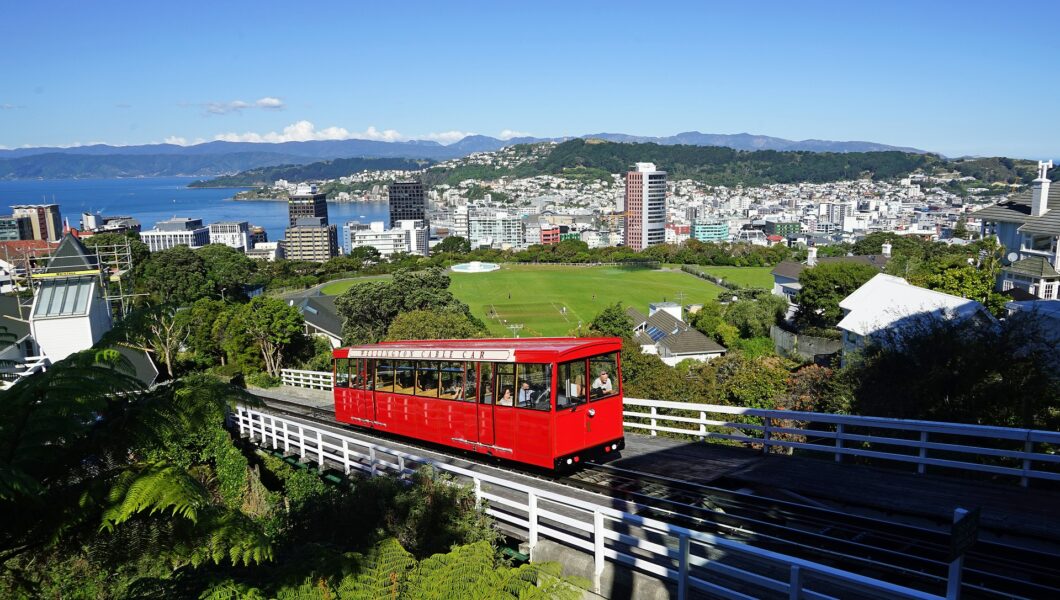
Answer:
100, 462, 209, 529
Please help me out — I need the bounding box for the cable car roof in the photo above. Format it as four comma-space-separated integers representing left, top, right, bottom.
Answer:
335, 337, 622, 362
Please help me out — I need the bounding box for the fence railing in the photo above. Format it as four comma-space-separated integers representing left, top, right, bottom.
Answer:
232, 404, 942, 600
278, 369, 1060, 487
624, 398, 1060, 487
281, 368, 333, 390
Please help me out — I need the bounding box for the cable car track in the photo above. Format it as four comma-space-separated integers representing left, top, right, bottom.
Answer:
250, 395, 1060, 599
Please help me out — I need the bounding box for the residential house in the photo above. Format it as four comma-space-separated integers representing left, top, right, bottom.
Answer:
771, 245, 890, 309
287, 292, 343, 348
625, 303, 726, 366
835, 273, 995, 362
975, 161, 1059, 299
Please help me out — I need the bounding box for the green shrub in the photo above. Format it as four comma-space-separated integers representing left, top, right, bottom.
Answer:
246, 372, 281, 388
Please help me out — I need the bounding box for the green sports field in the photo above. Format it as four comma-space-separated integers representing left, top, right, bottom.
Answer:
447, 265, 724, 337
686, 265, 774, 289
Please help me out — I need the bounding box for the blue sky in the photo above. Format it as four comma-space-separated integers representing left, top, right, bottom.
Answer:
1, 1, 1057, 158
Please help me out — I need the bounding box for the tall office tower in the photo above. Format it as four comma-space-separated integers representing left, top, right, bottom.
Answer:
624, 163, 667, 251
287, 184, 328, 228
12, 204, 62, 241
387, 181, 426, 227
284, 217, 338, 262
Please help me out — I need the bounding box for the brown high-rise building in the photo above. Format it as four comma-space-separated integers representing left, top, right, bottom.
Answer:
12, 204, 63, 241
624, 163, 666, 251
284, 217, 338, 262
288, 185, 328, 228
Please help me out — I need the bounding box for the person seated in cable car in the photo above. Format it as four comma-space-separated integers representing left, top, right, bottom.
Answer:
517, 381, 534, 406
498, 387, 514, 406
590, 370, 612, 399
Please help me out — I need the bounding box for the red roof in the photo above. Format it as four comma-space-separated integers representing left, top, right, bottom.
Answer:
336, 337, 622, 362
0, 240, 59, 262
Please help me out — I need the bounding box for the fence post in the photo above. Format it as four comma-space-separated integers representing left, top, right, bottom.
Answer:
237, 407, 246, 436
270, 415, 278, 450
699, 411, 707, 438
789, 565, 803, 600
528, 491, 538, 561
370, 447, 378, 477
473, 477, 482, 504
918, 431, 929, 475
946, 508, 968, 600
593, 509, 605, 594
398, 455, 406, 477
678, 533, 690, 600
316, 430, 325, 472
342, 439, 351, 475
1021, 438, 1033, 488
834, 423, 844, 463
299, 425, 306, 460
762, 416, 772, 454
650, 406, 658, 437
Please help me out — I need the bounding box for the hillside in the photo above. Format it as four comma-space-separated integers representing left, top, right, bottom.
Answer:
428, 139, 940, 186
187, 157, 435, 187
0, 151, 309, 180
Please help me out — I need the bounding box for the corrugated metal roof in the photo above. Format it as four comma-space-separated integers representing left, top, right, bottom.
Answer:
32, 276, 95, 318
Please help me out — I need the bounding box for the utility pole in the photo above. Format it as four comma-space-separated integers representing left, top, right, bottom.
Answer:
506, 323, 523, 338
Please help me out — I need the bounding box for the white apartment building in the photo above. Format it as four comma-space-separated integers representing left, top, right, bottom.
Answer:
347, 221, 410, 258
141, 217, 210, 252
397, 219, 429, 256
468, 210, 524, 249
208, 221, 252, 251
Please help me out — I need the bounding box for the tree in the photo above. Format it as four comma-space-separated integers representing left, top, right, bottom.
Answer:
175, 298, 227, 367
197, 244, 256, 300
434, 236, 471, 254
702, 353, 789, 409
587, 303, 634, 339
123, 306, 190, 378
794, 262, 879, 328
238, 297, 306, 377
137, 245, 213, 305
336, 268, 479, 344
385, 309, 487, 341
723, 295, 787, 338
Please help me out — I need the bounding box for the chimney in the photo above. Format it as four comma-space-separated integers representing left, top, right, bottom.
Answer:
881, 242, 892, 257
807, 246, 818, 267
1031, 160, 1053, 217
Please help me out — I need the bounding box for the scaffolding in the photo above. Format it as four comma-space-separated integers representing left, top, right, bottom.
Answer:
16, 238, 143, 322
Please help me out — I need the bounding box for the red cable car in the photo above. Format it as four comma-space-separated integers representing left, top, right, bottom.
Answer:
332, 337, 625, 470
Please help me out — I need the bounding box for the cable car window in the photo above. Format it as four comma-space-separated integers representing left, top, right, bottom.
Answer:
495, 363, 515, 407
479, 363, 494, 404
464, 363, 479, 402
589, 353, 619, 401
375, 360, 395, 392
334, 358, 350, 388
556, 359, 587, 409
516, 363, 551, 411
438, 361, 465, 401
414, 361, 439, 398
394, 361, 416, 395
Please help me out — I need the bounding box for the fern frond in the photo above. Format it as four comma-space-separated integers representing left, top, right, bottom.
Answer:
100, 462, 209, 530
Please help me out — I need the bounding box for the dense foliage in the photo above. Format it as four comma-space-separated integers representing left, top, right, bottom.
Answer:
189, 157, 433, 189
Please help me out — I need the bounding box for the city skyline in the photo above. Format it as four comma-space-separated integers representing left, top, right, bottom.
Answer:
2, 1, 1058, 158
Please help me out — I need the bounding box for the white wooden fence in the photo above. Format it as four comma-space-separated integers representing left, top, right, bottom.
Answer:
279, 368, 1060, 487
281, 368, 333, 390
233, 405, 943, 600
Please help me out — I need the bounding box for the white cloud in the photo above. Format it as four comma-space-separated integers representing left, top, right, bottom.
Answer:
422, 130, 474, 144
255, 96, 285, 110
213, 120, 404, 143
1, 103, 22, 110
162, 136, 205, 146
498, 129, 531, 140
196, 96, 284, 115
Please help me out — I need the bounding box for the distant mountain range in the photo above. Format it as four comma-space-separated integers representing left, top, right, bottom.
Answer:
0, 132, 930, 180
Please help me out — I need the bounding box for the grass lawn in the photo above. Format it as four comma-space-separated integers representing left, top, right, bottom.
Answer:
447, 264, 724, 337
318, 274, 392, 295
687, 265, 775, 289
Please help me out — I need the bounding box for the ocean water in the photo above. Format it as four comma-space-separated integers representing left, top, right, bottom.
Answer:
0, 177, 389, 243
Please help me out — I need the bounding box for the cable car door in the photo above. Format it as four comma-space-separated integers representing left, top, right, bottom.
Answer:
554, 359, 588, 452
476, 363, 495, 446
